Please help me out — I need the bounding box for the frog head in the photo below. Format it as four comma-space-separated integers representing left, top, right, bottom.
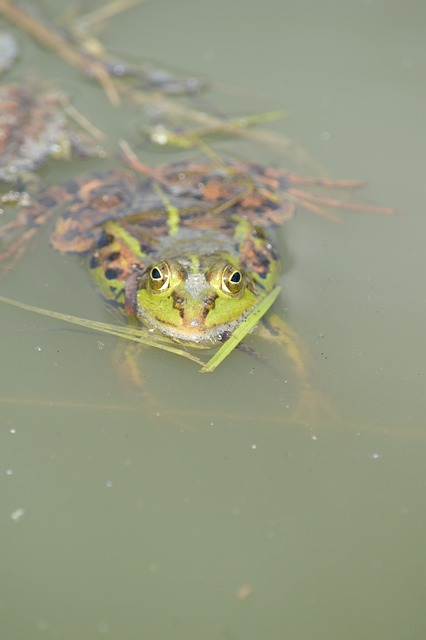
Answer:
135, 252, 260, 344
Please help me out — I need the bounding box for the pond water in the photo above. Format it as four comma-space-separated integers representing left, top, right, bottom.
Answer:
1, 0, 426, 639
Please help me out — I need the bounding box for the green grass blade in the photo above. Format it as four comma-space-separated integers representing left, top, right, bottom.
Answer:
146, 110, 288, 149
200, 286, 281, 373
0, 294, 205, 366
0, 287, 281, 372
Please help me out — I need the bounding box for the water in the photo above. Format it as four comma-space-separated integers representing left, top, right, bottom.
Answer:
1, 0, 426, 638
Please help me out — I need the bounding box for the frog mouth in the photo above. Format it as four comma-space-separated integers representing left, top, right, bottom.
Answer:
153, 320, 241, 347
137, 306, 246, 347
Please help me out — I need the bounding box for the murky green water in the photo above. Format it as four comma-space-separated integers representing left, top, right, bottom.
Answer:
1, 1, 426, 638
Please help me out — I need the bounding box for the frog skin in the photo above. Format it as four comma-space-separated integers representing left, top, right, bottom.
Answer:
47, 161, 283, 346
0, 155, 397, 359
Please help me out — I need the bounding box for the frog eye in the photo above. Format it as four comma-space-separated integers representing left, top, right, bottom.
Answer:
149, 262, 170, 291
221, 265, 243, 294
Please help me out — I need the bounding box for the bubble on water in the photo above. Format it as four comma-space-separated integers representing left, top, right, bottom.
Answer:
5, 468, 13, 476
11, 507, 25, 522
369, 452, 381, 460
150, 125, 168, 145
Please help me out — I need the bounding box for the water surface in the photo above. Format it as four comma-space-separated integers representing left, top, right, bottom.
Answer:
1, 1, 425, 638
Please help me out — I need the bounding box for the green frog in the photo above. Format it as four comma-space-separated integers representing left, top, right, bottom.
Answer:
0, 155, 396, 377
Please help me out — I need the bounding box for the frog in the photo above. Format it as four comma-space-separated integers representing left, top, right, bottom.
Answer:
38, 162, 286, 371
0, 154, 397, 381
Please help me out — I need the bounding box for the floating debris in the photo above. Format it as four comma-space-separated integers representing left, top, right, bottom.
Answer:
0, 31, 19, 75
0, 83, 105, 183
